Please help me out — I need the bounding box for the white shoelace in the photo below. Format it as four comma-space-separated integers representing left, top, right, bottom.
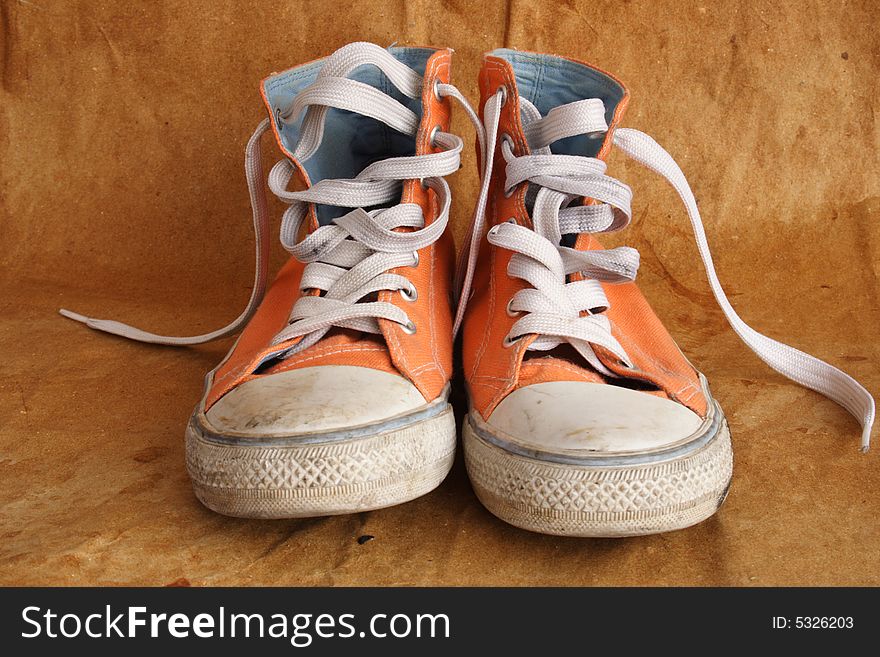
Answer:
61, 43, 470, 360
452, 88, 876, 450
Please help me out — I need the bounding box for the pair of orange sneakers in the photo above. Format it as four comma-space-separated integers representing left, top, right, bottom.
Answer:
64, 43, 874, 537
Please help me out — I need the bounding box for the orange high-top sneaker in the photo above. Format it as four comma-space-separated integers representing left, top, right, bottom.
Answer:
455, 49, 875, 537
62, 43, 470, 518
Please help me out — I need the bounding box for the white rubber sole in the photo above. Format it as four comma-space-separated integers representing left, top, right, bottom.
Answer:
463, 401, 733, 537
185, 404, 456, 519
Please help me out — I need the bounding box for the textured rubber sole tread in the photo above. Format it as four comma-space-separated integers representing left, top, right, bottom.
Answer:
463, 416, 732, 537
187, 406, 456, 519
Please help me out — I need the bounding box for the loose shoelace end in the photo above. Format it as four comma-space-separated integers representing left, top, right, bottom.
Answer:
59, 308, 92, 324
59, 308, 127, 337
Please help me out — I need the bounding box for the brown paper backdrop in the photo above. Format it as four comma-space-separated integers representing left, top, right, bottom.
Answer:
1, 0, 878, 585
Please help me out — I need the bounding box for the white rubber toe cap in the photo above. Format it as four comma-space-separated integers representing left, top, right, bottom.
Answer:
485, 382, 704, 455
205, 365, 427, 436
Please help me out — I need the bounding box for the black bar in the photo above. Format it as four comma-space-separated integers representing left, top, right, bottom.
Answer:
0, 588, 873, 653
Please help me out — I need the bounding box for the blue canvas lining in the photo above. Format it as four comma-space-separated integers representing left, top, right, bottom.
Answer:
490, 49, 625, 158
261, 47, 435, 224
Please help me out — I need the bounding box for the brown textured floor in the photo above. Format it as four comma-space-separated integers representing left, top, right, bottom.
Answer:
1, 0, 878, 585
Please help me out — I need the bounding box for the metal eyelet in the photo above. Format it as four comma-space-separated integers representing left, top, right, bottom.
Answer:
502, 333, 522, 348
401, 319, 417, 335
400, 284, 418, 302
274, 106, 284, 130
505, 298, 520, 317
433, 79, 443, 101
410, 251, 420, 267
429, 124, 441, 147
497, 85, 509, 106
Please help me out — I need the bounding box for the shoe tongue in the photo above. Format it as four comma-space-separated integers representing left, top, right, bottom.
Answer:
260, 45, 436, 224
490, 49, 628, 160
519, 97, 610, 157
492, 53, 628, 245
517, 95, 621, 227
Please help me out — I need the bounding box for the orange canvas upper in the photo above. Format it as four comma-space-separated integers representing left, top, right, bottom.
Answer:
462, 53, 708, 421
206, 49, 456, 410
